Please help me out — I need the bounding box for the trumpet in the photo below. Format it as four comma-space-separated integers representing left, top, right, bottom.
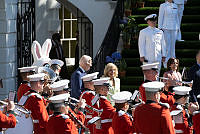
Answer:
68, 97, 103, 115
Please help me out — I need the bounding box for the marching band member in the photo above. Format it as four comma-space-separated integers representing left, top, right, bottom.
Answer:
47, 93, 78, 134
171, 86, 194, 134
92, 78, 116, 134
0, 101, 16, 131
139, 62, 159, 102
49, 80, 85, 129
17, 66, 36, 101
48, 59, 64, 81
138, 14, 166, 73
80, 72, 99, 134
111, 91, 134, 134
192, 95, 200, 134
18, 73, 49, 134
134, 81, 175, 134
158, 0, 179, 65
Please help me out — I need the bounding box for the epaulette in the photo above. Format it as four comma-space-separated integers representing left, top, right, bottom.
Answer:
100, 96, 107, 100
159, 102, 169, 109
88, 91, 95, 96
60, 114, 69, 119
193, 111, 200, 116
118, 110, 125, 117
28, 93, 43, 100
170, 110, 182, 116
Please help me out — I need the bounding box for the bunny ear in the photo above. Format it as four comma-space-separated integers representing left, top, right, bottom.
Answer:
31, 40, 42, 61
42, 39, 52, 58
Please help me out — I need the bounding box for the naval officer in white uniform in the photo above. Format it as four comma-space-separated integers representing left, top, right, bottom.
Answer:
174, 0, 187, 41
138, 14, 166, 75
158, 0, 179, 67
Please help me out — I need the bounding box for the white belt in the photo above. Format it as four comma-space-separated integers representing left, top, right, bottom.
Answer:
33, 120, 39, 123
85, 115, 92, 119
101, 119, 112, 123
175, 129, 183, 133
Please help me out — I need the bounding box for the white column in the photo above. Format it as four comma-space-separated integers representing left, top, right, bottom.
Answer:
0, 0, 17, 99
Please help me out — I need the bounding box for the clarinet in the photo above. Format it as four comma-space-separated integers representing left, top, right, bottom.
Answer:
68, 110, 90, 134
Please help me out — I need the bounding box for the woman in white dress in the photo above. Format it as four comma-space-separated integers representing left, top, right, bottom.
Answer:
103, 63, 120, 106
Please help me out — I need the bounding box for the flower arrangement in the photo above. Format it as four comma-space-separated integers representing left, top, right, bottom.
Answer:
106, 52, 127, 77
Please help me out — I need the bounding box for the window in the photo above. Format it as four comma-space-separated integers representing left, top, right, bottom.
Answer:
59, 6, 77, 58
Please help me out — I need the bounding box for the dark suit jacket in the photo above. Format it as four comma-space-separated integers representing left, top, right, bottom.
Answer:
70, 67, 86, 99
188, 63, 200, 103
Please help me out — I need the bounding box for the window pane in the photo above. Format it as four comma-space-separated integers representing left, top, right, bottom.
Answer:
64, 21, 70, 38
62, 41, 69, 57
72, 21, 77, 38
70, 40, 77, 58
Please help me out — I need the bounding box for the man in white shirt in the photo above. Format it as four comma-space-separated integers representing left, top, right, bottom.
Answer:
173, 0, 187, 41
138, 14, 166, 74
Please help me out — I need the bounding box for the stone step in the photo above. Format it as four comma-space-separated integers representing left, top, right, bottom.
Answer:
144, 0, 200, 7
133, 15, 200, 24
120, 85, 139, 92
133, 6, 200, 15
137, 23, 200, 32
125, 58, 196, 67
129, 41, 200, 50
122, 49, 199, 58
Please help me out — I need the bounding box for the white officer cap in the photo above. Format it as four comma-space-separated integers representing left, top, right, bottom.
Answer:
141, 62, 159, 70
143, 81, 165, 92
18, 66, 37, 73
93, 77, 110, 86
81, 72, 99, 82
49, 59, 64, 67
144, 14, 157, 21
112, 91, 132, 103
197, 94, 200, 98
50, 79, 70, 91
173, 86, 191, 96
27, 73, 46, 81
49, 93, 70, 104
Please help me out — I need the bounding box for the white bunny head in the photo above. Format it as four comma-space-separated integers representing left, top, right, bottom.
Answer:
31, 39, 52, 67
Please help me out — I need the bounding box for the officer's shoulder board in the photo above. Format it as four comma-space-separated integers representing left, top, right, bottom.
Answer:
60, 114, 69, 119
159, 102, 170, 109
118, 110, 126, 117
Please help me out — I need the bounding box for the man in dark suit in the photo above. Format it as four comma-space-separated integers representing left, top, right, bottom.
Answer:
70, 55, 92, 99
188, 50, 200, 104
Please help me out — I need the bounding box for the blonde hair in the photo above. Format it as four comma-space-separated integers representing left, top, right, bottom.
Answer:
104, 63, 118, 77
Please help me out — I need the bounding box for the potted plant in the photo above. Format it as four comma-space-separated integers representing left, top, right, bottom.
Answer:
119, 58, 127, 77
121, 16, 139, 49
